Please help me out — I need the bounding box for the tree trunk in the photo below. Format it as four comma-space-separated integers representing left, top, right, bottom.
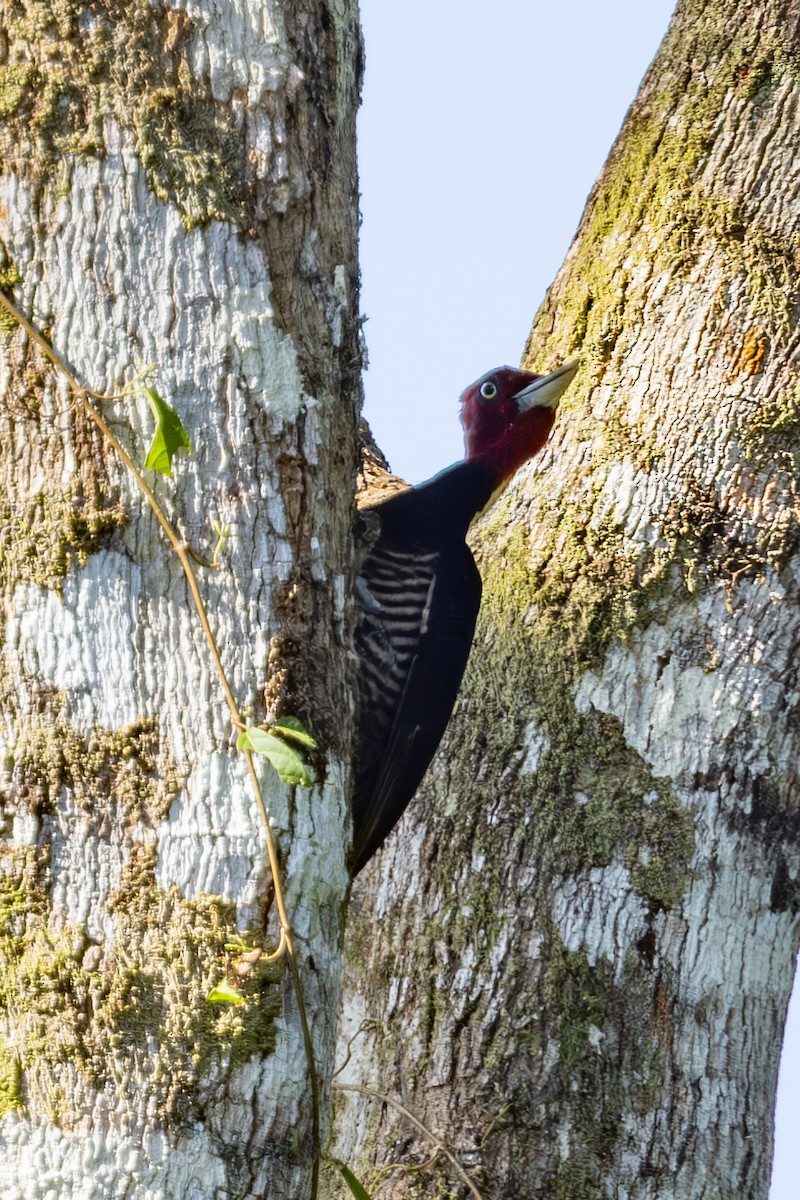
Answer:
337, 1, 800, 1196
0, 2, 361, 1197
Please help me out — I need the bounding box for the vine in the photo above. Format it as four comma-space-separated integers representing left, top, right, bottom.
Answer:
0, 288, 484, 1200
0, 287, 323, 1194
333, 1084, 488, 1200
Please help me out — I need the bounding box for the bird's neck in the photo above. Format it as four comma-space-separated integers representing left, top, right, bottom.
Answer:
370, 459, 497, 546
367, 413, 555, 548
470, 406, 556, 487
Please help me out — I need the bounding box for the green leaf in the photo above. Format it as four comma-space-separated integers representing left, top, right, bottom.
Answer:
272, 716, 317, 751
143, 386, 192, 476
332, 1161, 375, 1200
237, 726, 314, 786
207, 979, 245, 1005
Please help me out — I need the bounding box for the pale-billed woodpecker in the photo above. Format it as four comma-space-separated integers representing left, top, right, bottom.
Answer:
350, 359, 578, 875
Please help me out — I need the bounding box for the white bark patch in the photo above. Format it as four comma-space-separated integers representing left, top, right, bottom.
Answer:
6, 553, 141, 735
156, 749, 266, 917
0, 1112, 227, 1200
227, 279, 304, 423
576, 629, 735, 781
551, 863, 644, 969
50, 794, 129, 943
520, 719, 550, 774
11, 813, 39, 846
591, 457, 668, 546
285, 762, 350, 926
675, 853, 789, 999
333, 984, 378, 1167
1, 149, 309, 470
189, 0, 282, 104
701, 76, 800, 239
573, 574, 797, 784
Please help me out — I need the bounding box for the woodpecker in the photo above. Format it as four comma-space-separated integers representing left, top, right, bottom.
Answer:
351, 359, 578, 875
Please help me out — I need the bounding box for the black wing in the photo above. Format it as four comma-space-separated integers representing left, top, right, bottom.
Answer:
351, 534, 481, 874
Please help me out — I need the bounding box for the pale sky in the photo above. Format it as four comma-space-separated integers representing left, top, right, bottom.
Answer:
356, 2, 799, 1193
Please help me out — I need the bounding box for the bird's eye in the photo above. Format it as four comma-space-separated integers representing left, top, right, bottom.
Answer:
480, 381, 498, 400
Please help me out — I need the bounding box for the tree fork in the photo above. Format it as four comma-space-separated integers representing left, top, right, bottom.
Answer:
338, 2, 800, 1196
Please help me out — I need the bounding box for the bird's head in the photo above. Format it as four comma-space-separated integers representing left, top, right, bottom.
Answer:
459, 360, 578, 484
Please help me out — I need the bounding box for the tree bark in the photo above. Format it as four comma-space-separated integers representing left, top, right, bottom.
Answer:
338, 1, 800, 1197
0, 2, 361, 1197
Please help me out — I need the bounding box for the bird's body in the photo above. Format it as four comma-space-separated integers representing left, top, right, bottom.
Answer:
351, 361, 578, 875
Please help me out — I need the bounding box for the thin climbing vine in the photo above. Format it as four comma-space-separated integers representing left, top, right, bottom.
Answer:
0, 286, 324, 1195
0, 287, 492, 1200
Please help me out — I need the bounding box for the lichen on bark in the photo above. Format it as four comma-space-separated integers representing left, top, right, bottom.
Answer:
0, 841, 284, 1126
0, 693, 286, 1125
526, 0, 800, 377
0, 330, 128, 616
339, 3, 800, 1197
0, 0, 248, 225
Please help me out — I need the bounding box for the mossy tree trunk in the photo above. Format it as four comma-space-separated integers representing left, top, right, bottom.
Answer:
0, 2, 361, 1197
337, 1, 800, 1196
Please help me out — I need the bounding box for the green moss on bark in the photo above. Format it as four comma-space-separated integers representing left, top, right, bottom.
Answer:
0, 841, 283, 1125
482, 934, 666, 1198
0, 262, 23, 331
456, 503, 695, 909
10, 713, 183, 824
102, 846, 284, 1107
0, 1040, 23, 1116
0, 485, 126, 596
0, 0, 247, 226
0, 700, 283, 1125
743, 381, 800, 459
0, 325, 131, 601
526, 6, 800, 374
